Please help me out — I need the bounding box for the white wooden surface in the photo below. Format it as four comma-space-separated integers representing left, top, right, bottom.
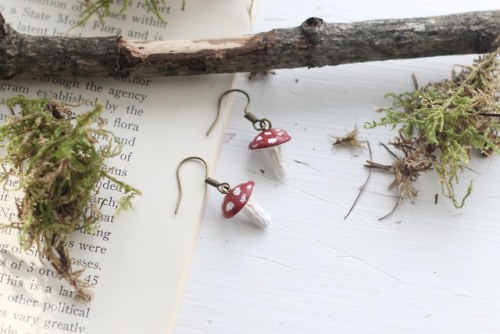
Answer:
176, 1, 500, 333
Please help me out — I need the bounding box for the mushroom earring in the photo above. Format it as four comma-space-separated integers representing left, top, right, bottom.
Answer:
208, 89, 292, 179
175, 156, 271, 229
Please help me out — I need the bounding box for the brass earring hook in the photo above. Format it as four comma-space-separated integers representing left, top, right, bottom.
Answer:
206, 89, 271, 136
175, 156, 231, 214
206, 89, 250, 136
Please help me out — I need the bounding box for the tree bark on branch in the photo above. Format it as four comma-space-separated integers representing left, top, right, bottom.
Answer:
0, 10, 499, 79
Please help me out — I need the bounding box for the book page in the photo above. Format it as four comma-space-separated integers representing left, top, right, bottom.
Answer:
0, 1, 251, 333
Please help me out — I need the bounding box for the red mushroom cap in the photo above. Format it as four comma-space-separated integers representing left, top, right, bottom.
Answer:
221, 181, 255, 219
248, 128, 291, 150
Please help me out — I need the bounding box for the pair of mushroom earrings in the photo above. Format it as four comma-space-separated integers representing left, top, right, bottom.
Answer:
175, 89, 292, 228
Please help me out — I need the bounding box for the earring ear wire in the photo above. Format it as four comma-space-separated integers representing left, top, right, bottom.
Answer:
175, 156, 207, 214
207, 89, 260, 136
175, 156, 230, 214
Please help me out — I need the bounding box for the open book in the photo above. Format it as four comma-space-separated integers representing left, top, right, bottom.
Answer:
0, 1, 251, 333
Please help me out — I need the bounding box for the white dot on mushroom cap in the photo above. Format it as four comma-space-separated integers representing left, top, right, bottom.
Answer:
246, 184, 253, 190
233, 187, 241, 196
225, 202, 235, 212
268, 138, 277, 144
239, 194, 247, 203
256, 136, 263, 141
264, 131, 272, 136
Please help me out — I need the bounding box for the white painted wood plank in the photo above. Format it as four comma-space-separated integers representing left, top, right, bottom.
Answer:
176, 1, 500, 333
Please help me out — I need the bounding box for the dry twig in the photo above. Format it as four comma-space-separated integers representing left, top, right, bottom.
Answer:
0, 11, 499, 79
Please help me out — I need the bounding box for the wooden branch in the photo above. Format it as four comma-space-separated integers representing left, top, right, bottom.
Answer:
1, 10, 499, 79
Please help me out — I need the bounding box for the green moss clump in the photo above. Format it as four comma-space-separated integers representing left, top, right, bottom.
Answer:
365, 48, 499, 214
0, 96, 140, 300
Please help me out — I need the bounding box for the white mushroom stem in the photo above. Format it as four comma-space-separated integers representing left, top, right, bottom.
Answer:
240, 198, 272, 229
266, 145, 288, 179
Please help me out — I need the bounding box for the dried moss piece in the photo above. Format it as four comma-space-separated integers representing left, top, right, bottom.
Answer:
331, 127, 365, 149
365, 48, 499, 213
0, 96, 141, 300
365, 134, 436, 219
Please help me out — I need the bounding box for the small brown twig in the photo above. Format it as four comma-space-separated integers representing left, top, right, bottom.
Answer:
344, 141, 372, 219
